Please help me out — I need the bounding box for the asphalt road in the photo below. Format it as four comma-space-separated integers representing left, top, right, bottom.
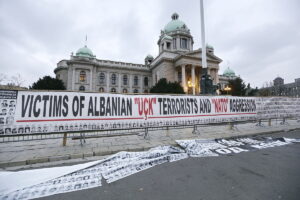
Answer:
39, 130, 300, 200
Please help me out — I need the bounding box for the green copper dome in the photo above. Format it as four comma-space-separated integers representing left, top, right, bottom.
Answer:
164, 13, 187, 33
146, 54, 154, 59
76, 45, 95, 58
223, 67, 236, 77
206, 44, 214, 49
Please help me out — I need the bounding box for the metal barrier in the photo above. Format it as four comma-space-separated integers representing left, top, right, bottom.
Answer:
0, 117, 298, 146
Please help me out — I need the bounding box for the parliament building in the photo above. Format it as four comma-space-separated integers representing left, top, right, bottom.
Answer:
55, 13, 234, 94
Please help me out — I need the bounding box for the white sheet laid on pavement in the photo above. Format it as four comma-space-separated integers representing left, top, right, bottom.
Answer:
0, 137, 298, 200
0, 146, 187, 200
0, 160, 101, 197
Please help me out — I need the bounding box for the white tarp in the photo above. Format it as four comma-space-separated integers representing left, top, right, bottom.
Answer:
0, 160, 101, 196
0, 136, 298, 200
0, 146, 187, 200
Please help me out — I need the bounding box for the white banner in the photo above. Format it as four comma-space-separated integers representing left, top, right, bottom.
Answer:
0, 90, 299, 135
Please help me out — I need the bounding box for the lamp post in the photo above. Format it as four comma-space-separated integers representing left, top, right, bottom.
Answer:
224, 86, 231, 95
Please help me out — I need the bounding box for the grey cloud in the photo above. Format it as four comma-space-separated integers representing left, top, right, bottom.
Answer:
0, 0, 299, 88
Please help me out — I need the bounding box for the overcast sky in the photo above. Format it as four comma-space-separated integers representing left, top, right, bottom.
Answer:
0, 0, 299, 88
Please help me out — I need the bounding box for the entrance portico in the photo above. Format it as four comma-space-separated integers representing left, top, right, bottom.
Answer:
176, 64, 202, 95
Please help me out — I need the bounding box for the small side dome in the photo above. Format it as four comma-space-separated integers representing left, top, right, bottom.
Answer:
145, 54, 154, 60
223, 67, 236, 77
206, 44, 214, 53
206, 44, 214, 49
164, 13, 188, 33
145, 54, 154, 65
76, 45, 95, 58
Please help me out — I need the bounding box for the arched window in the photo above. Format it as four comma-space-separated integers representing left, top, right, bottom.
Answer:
123, 88, 128, 93
79, 86, 85, 91
144, 77, 148, 86
111, 88, 116, 93
99, 72, 105, 84
123, 75, 128, 85
134, 76, 138, 86
111, 73, 117, 85
133, 89, 138, 93
99, 87, 104, 92
144, 89, 148, 93
79, 71, 86, 82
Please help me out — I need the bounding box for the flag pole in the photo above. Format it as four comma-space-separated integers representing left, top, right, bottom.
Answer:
200, 0, 207, 69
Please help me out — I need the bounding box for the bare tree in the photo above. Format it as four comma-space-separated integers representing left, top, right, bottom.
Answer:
9, 74, 24, 87
0, 73, 6, 84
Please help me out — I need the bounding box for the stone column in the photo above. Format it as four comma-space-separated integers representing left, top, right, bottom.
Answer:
177, 37, 180, 50
215, 68, 219, 84
199, 67, 202, 93
72, 68, 75, 91
106, 72, 109, 92
152, 73, 156, 84
140, 75, 143, 93
118, 73, 121, 93
129, 74, 133, 93
192, 65, 195, 95
207, 68, 211, 75
181, 65, 186, 93
90, 68, 93, 91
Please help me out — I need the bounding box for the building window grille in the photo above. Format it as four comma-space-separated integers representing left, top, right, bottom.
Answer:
111, 88, 116, 93
123, 75, 128, 85
79, 71, 86, 82
134, 76, 139, 86
111, 73, 117, 85
79, 86, 85, 91
99, 73, 105, 84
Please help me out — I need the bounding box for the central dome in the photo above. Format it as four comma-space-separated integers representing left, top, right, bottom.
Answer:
76, 45, 95, 58
164, 13, 187, 33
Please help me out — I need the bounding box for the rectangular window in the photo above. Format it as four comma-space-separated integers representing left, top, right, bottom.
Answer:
180, 38, 187, 49
166, 42, 171, 49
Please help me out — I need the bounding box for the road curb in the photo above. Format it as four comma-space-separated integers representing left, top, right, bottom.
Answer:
1, 127, 300, 169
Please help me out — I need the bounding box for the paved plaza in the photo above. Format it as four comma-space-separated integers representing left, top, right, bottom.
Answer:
0, 119, 299, 170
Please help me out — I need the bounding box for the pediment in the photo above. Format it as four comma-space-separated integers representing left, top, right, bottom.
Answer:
183, 50, 222, 63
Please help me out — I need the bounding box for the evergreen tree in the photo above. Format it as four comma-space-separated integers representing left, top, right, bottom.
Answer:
30, 76, 65, 90
150, 78, 184, 94
227, 77, 246, 96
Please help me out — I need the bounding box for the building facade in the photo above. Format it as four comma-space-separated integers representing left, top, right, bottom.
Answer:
54, 13, 223, 94
266, 77, 300, 97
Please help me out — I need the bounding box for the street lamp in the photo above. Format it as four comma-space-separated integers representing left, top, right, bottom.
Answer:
188, 80, 193, 88
224, 86, 231, 95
